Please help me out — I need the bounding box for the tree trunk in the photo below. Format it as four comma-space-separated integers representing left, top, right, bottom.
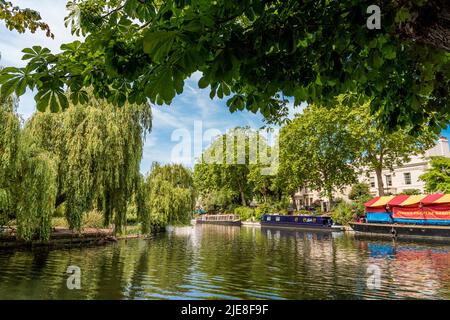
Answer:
327, 187, 333, 212
240, 190, 246, 206
238, 184, 246, 206
396, 0, 450, 52
375, 167, 385, 196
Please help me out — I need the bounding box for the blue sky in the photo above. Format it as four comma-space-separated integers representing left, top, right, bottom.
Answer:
1, 1, 448, 174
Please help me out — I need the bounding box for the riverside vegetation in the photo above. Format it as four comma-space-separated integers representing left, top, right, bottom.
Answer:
0, 94, 195, 241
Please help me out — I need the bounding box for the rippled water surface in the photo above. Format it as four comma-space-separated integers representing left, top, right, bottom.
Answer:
0, 225, 449, 299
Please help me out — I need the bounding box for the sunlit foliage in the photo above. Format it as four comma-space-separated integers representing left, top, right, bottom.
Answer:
144, 163, 195, 232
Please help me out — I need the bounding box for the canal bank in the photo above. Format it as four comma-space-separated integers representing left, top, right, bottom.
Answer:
0, 227, 145, 249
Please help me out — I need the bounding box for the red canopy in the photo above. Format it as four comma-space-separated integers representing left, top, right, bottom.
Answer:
364, 194, 450, 209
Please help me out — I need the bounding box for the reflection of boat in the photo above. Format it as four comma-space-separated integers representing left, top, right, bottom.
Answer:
195, 214, 241, 226
350, 194, 450, 240
350, 222, 450, 240
261, 214, 344, 232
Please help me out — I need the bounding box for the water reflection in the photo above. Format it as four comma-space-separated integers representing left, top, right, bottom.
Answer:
0, 225, 449, 299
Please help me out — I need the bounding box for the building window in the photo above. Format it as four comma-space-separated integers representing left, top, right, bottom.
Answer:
370, 177, 375, 188
404, 172, 411, 185
385, 175, 392, 187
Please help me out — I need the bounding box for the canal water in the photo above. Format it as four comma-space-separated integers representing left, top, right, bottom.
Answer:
0, 224, 449, 299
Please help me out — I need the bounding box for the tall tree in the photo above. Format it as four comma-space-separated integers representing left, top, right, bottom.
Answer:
0, 94, 152, 239
0, 1, 448, 131
347, 101, 437, 196
279, 104, 358, 209
0, 94, 20, 226
194, 127, 274, 208
420, 156, 450, 193
194, 128, 251, 207
24, 96, 152, 233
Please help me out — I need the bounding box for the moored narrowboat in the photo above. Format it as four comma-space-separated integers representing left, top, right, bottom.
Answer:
350, 194, 450, 240
195, 214, 242, 226
261, 214, 344, 232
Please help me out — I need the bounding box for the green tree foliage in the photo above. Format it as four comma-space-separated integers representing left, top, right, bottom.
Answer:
24, 97, 152, 233
0, 94, 152, 239
0, 0, 448, 131
0, 95, 19, 225
348, 183, 371, 201
400, 189, 421, 195
15, 132, 58, 240
347, 101, 437, 196
0, 0, 53, 37
279, 104, 358, 208
247, 158, 281, 204
331, 202, 357, 226
194, 127, 276, 210
144, 163, 195, 232
420, 156, 450, 193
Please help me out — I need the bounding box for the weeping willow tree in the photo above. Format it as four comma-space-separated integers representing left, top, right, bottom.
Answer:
24, 96, 152, 234
144, 163, 195, 233
0, 95, 57, 240
15, 133, 58, 240
0, 95, 19, 226
1, 92, 152, 240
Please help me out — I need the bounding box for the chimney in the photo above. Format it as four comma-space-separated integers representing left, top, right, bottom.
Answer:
438, 136, 450, 157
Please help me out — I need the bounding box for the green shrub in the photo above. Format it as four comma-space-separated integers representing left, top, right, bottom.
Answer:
331, 201, 356, 225
52, 217, 68, 228
234, 206, 255, 221
295, 209, 313, 215
400, 189, 421, 195
53, 203, 65, 218
254, 203, 272, 220
82, 209, 105, 229
126, 200, 138, 224
348, 182, 371, 200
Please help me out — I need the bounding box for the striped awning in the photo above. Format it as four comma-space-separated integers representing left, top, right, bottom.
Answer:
387, 195, 410, 206
426, 194, 450, 204
397, 195, 427, 206
366, 196, 395, 208
365, 194, 450, 208
364, 196, 380, 207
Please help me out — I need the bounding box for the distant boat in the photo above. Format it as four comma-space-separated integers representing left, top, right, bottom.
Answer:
195, 214, 242, 226
261, 214, 344, 232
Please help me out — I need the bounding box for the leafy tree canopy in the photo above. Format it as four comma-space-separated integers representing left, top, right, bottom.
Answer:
0, 0, 53, 37
279, 104, 359, 206
0, 0, 448, 131
348, 182, 371, 201
0, 93, 152, 239
345, 99, 437, 195
144, 162, 195, 232
194, 127, 276, 208
420, 156, 450, 193
278, 101, 438, 203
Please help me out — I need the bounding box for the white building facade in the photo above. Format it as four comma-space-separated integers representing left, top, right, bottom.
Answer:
293, 137, 450, 211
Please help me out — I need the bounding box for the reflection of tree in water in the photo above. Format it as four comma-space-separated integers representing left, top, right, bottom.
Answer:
0, 228, 449, 299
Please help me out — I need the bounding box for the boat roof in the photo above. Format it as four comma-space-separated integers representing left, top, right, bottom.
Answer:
365, 194, 450, 208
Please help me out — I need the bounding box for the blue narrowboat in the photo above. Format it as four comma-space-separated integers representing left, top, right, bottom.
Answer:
261, 214, 344, 231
